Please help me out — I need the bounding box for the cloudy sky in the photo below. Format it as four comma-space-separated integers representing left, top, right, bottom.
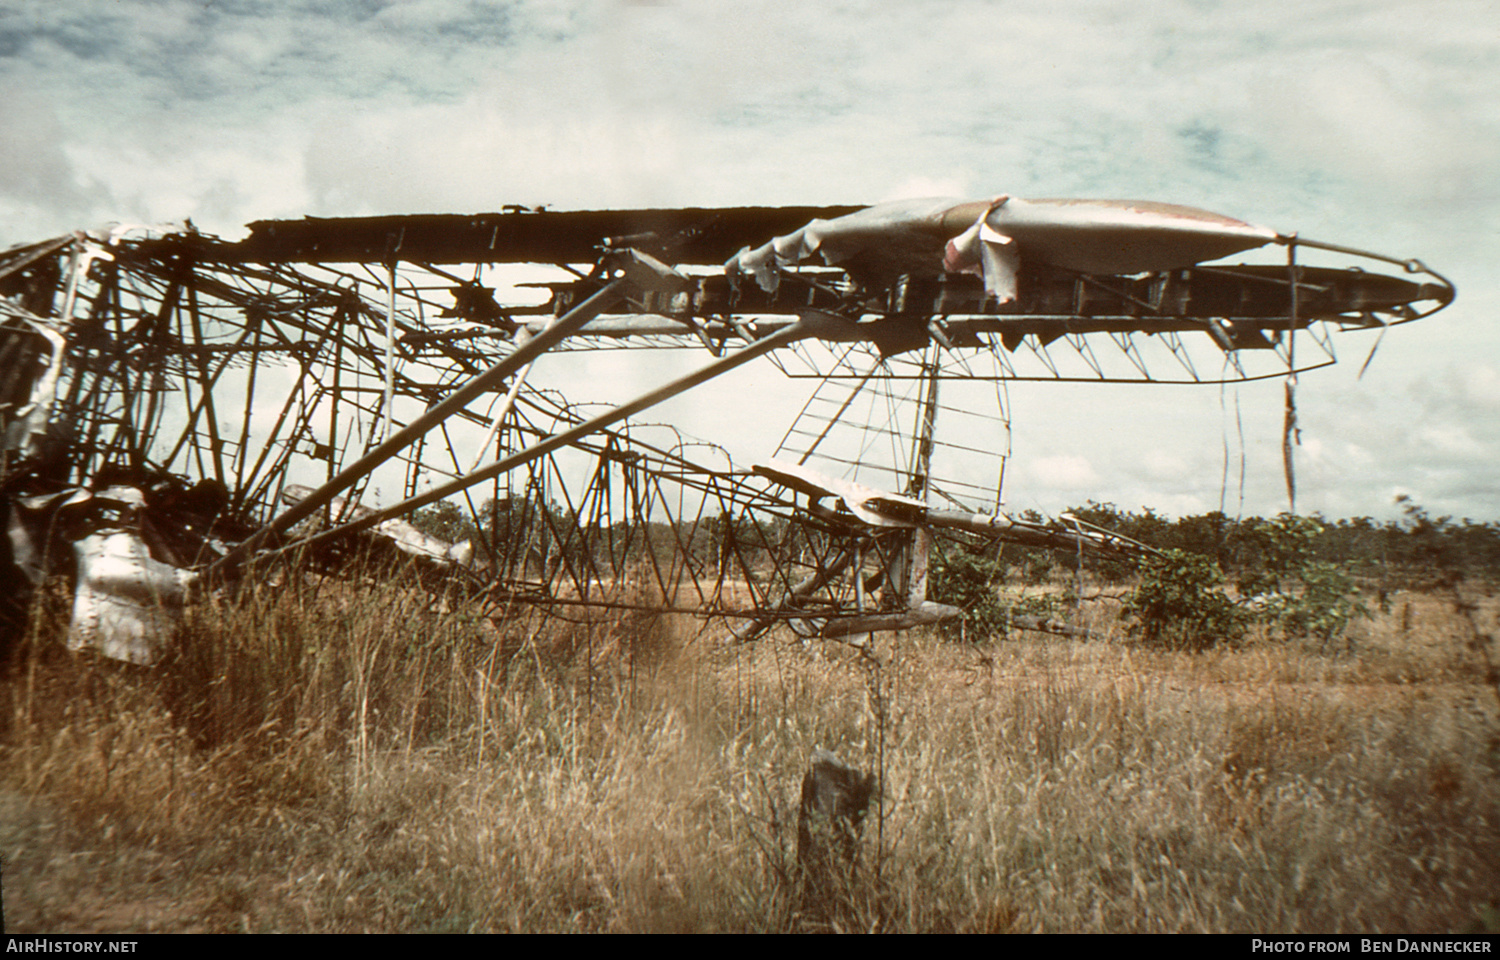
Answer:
4, 0, 1498, 522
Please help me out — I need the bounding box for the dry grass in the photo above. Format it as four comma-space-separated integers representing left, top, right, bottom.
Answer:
1, 572, 1497, 933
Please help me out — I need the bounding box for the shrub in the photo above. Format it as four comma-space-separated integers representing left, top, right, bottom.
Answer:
1123, 549, 1249, 651
929, 545, 1010, 640
1237, 515, 1370, 649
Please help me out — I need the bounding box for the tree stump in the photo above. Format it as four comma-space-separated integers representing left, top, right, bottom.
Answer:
796, 748, 877, 918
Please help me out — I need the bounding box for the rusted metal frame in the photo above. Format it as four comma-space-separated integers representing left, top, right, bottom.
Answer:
57, 239, 95, 325
933, 335, 981, 379
1107, 329, 1155, 381
172, 350, 213, 483
479, 467, 531, 587
492, 594, 752, 618
851, 537, 869, 616
708, 481, 777, 614
839, 380, 895, 483
784, 352, 880, 467
351, 258, 461, 312
1284, 239, 1301, 514
619, 455, 690, 609
68, 365, 115, 486
908, 342, 941, 499
464, 359, 535, 475
1155, 328, 1205, 383
968, 313, 1331, 341
1277, 235, 1456, 321
590, 436, 631, 586
393, 317, 490, 377
979, 335, 1020, 381
1058, 332, 1108, 381
55, 259, 115, 476
818, 601, 958, 637
404, 433, 428, 502
165, 341, 311, 356
119, 269, 186, 475
182, 255, 348, 308
222, 271, 630, 554
397, 323, 545, 347
60, 259, 138, 480
1022, 328, 1065, 378
519, 465, 561, 587
727, 476, 804, 611
774, 313, 1326, 384
780, 353, 1339, 386
1212, 324, 1248, 381
374, 260, 399, 446
658, 468, 714, 602
235, 295, 326, 359
225, 303, 272, 510
652, 463, 715, 607
730, 535, 857, 642
512, 465, 553, 587
1190, 263, 1331, 294
126, 258, 280, 319
164, 281, 234, 485
273, 313, 830, 569
232, 304, 347, 508
612, 442, 721, 605
525, 455, 593, 601
860, 527, 914, 607
241, 369, 326, 518
0, 236, 74, 284
428, 419, 491, 530
554, 440, 619, 603
70, 254, 118, 342
315, 296, 349, 490
474, 375, 750, 594
598, 442, 672, 604
1067, 270, 1168, 317
325, 301, 392, 369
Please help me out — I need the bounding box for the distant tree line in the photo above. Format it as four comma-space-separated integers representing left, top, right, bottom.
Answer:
412, 492, 1500, 586
1020, 495, 1500, 583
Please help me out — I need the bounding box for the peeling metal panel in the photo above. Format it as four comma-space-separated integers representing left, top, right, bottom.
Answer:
726, 195, 1280, 301
68, 530, 197, 666
280, 484, 474, 568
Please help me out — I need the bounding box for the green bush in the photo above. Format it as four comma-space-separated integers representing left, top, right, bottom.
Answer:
1123, 549, 1249, 651
929, 546, 1010, 640
1237, 515, 1369, 649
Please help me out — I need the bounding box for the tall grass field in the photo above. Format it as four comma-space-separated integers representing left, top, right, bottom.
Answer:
2, 571, 1497, 933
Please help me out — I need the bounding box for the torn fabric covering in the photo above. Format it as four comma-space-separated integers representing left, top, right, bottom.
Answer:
726, 197, 962, 293
725, 195, 1280, 303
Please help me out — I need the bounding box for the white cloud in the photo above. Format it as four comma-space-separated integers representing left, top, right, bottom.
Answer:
2, 0, 1496, 521
1021, 454, 1103, 491
0, 90, 109, 227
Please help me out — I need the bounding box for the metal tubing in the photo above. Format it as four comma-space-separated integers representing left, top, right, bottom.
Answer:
275, 312, 841, 558
212, 275, 633, 571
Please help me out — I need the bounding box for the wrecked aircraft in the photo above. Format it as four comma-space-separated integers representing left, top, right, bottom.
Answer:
0, 197, 1454, 660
